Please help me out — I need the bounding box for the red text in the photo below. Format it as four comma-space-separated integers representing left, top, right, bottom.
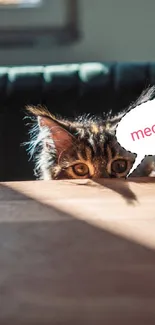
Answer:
131, 124, 155, 141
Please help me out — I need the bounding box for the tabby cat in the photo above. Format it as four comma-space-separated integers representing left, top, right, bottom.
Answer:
26, 87, 155, 180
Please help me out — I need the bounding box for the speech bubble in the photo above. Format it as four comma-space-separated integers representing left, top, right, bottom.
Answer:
116, 98, 155, 177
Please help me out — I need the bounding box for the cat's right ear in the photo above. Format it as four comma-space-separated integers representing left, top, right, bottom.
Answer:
27, 106, 75, 156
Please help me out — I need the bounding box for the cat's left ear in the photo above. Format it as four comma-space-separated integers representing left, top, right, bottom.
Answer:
27, 106, 75, 156
106, 112, 124, 133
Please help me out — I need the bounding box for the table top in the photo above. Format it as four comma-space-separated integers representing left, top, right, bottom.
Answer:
0, 178, 155, 325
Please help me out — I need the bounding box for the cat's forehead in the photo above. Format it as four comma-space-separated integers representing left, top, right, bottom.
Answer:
69, 125, 114, 161
72, 117, 103, 129
71, 119, 108, 140
72, 124, 133, 161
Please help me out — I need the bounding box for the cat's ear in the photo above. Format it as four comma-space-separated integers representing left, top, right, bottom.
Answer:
27, 106, 75, 156
106, 112, 125, 133
107, 86, 155, 133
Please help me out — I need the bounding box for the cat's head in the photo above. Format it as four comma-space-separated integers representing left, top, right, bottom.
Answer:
25, 87, 155, 180
26, 105, 137, 180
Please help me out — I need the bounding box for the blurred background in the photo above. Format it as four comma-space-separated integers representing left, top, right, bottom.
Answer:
0, 0, 155, 65
0, 0, 155, 182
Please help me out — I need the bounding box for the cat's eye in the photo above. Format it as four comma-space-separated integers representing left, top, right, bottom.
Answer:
111, 158, 128, 175
72, 163, 89, 177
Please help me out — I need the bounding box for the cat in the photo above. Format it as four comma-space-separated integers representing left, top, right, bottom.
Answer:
25, 87, 155, 180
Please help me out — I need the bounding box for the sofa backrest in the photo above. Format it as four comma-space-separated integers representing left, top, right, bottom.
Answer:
1, 62, 154, 181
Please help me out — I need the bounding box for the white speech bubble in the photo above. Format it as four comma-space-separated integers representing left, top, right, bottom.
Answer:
116, 98, 155, 177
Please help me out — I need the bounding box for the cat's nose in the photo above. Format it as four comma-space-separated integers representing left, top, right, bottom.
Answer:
101, 168, 110, 178
92, 166, 110, 178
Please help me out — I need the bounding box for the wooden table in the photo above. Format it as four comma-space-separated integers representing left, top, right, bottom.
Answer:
0, 178, 155, 325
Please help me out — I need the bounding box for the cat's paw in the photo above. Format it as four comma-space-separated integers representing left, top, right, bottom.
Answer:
149, 170, 155, 177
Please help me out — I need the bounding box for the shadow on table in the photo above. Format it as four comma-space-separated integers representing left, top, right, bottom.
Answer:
0, 182, 155, 325
67, 177, 155, 205
92, 178, 138, 204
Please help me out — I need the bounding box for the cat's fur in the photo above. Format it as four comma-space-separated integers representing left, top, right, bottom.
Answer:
25, 87, 155, 180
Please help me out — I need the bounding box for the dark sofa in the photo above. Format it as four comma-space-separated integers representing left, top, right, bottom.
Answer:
1, 62, 154, 182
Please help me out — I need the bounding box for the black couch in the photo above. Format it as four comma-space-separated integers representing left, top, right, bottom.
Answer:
1, 62, 154, 182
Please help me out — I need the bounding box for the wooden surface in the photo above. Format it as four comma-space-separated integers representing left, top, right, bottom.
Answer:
0, 178, 155, 325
